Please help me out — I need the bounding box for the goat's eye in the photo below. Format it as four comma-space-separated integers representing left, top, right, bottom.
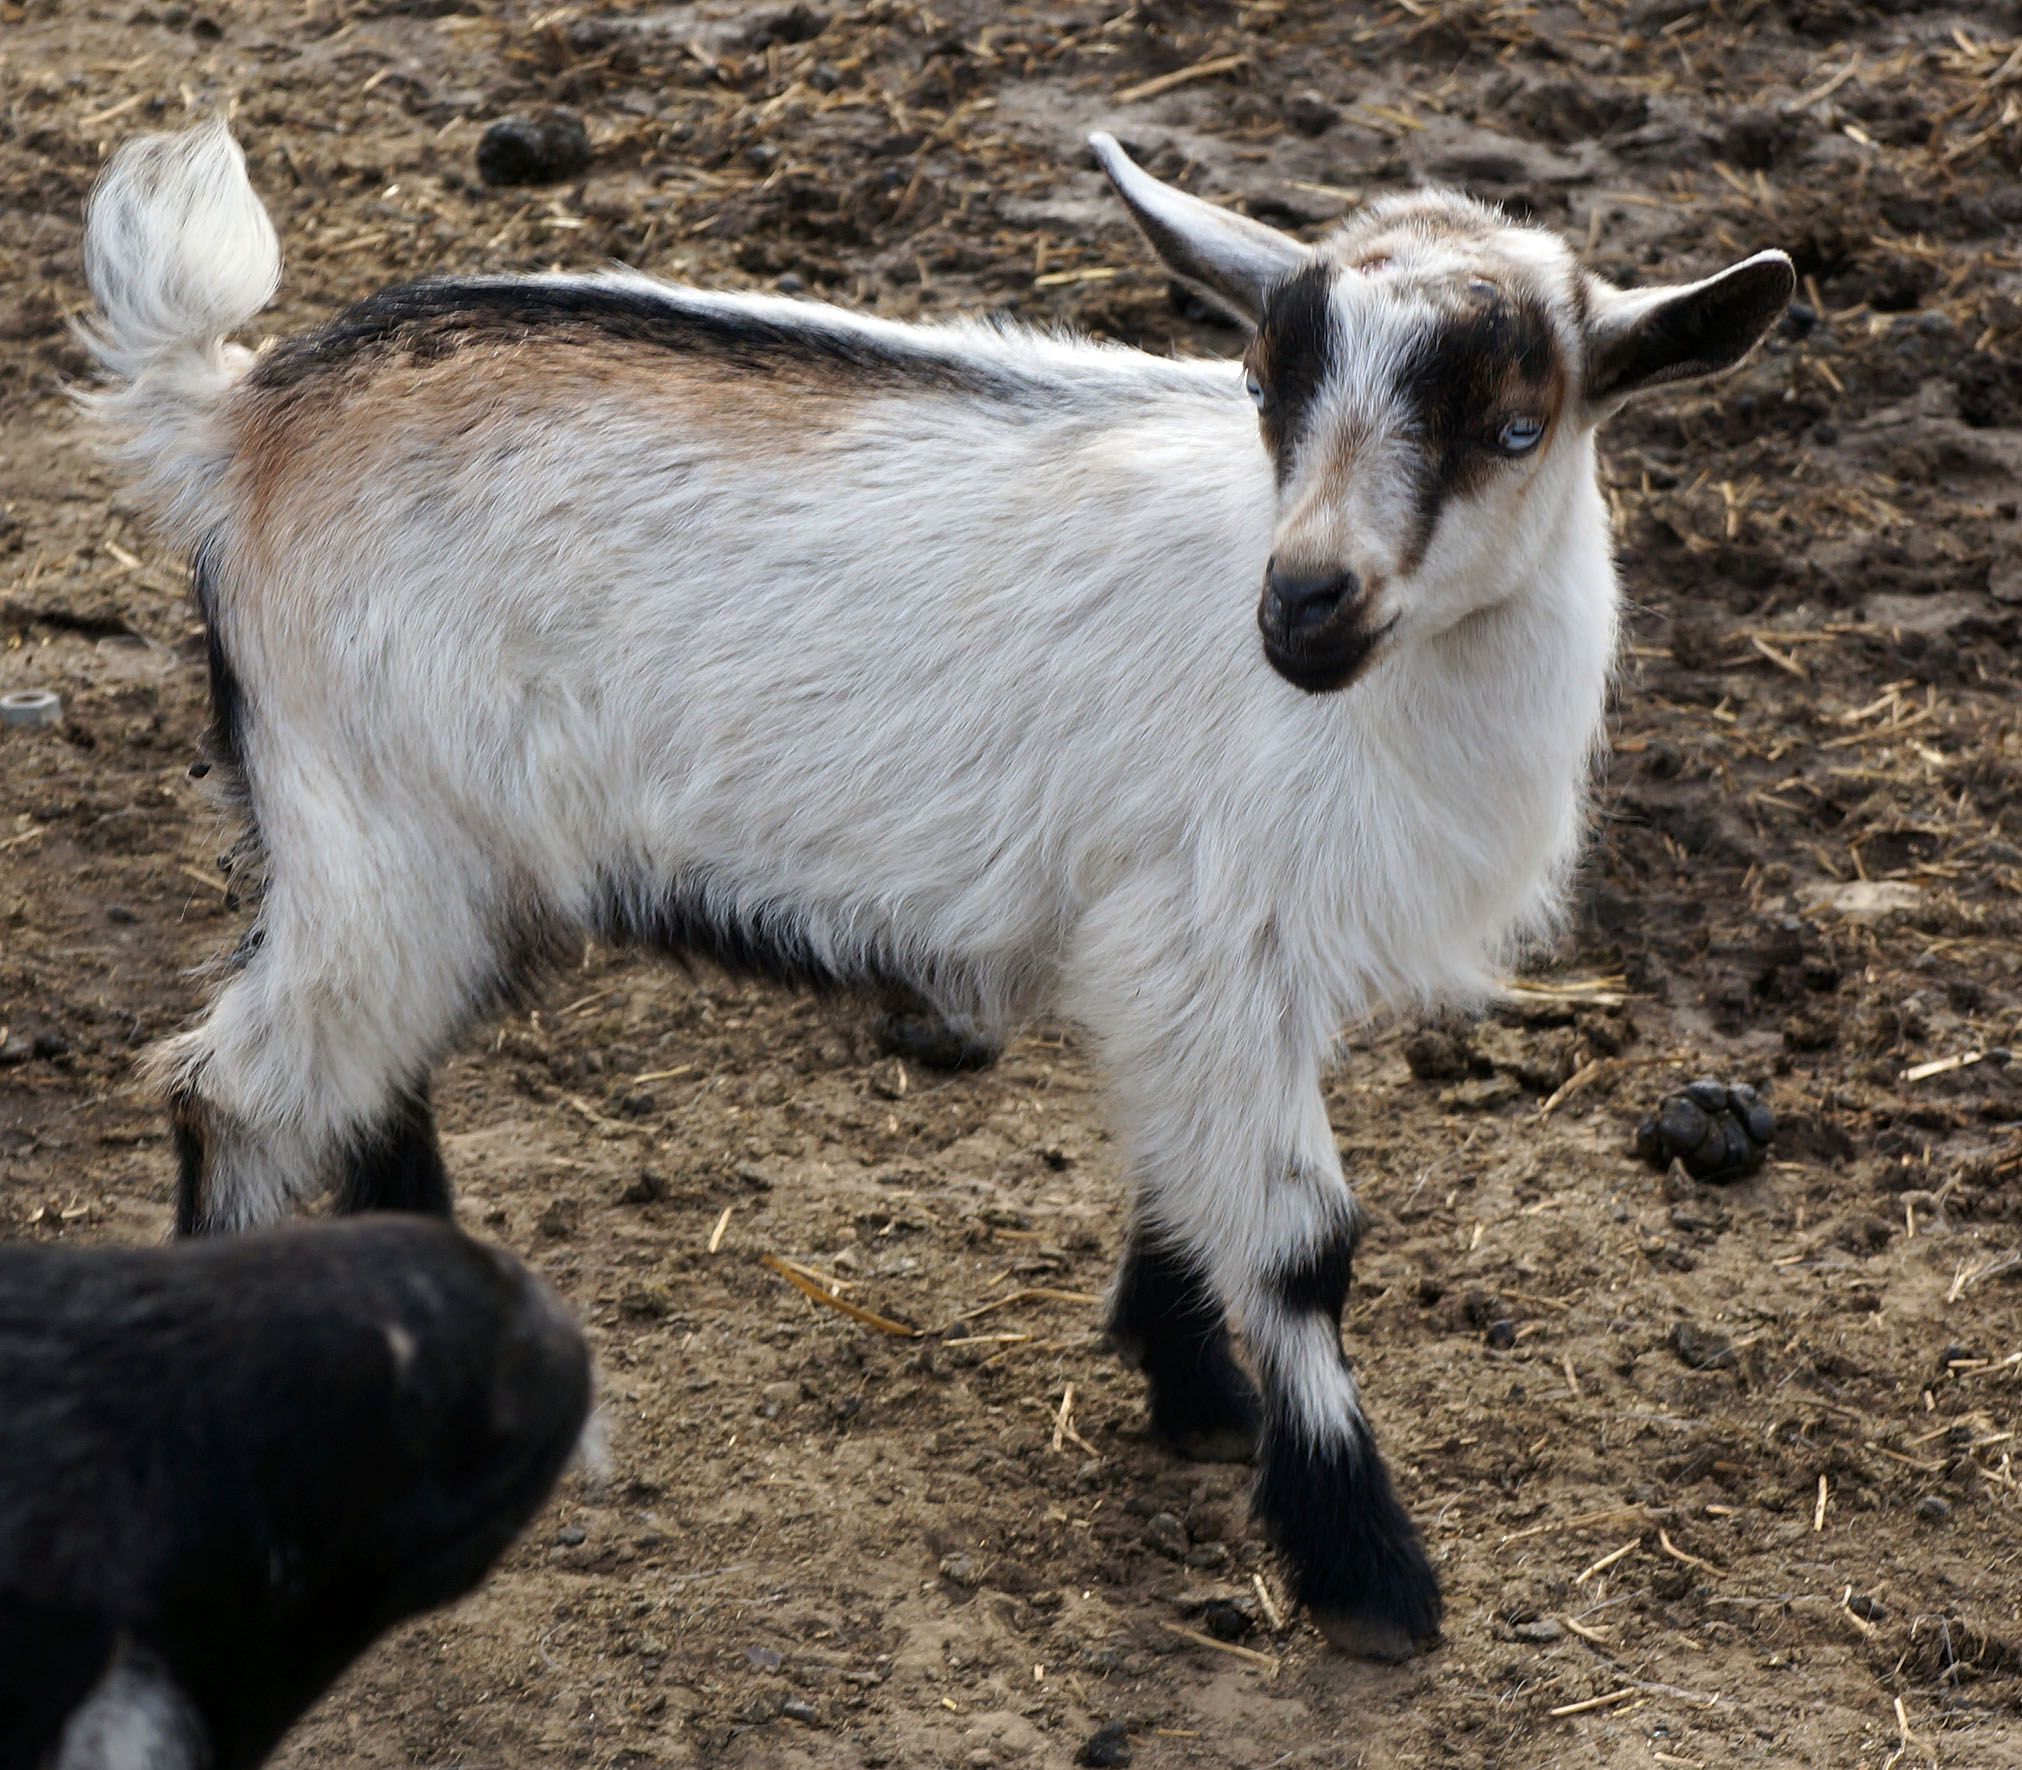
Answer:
1495, 414, 1546, 456
1245, 372, 1269, 412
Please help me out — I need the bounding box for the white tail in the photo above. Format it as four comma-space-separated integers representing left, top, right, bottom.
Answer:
78, 116, 280, 536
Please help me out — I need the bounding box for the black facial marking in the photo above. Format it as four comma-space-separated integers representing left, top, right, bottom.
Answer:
333, 1088, 455, 1218
1251, 1409, 1443, 1655
248, 278, 1040, 404
1249, 263, 1336, 479
1397, 288, 1562, 571
1108, 1235, 1262, 1462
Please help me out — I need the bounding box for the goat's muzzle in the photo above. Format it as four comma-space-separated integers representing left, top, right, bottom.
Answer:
1258, 561, 1392, 694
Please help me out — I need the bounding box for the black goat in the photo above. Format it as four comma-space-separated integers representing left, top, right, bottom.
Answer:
0, 1218, 590, 1770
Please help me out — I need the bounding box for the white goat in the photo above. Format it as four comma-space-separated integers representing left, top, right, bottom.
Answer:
81, 117, 1791, 1656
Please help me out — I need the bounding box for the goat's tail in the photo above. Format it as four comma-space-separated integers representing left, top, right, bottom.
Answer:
78, 116, 279, 535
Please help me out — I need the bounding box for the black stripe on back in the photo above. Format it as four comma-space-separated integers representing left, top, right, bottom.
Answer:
247, 278, 1037, 403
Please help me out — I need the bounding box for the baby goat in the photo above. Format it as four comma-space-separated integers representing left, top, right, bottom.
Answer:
82, 119, 1791, 1656
1, 1219, 589, 1770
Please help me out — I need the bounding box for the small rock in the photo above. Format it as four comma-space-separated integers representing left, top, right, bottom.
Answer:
1183, 1540, 1230, 1571
746, 1644, 784, 1671
1510, 1617, 1564, 1643
537, 1196, 580, 1239
477, 111, 592, 187
1284, 90, 1339, 136
555, 1523, 587, 1546
1847, 1592, 1887, 1622
1077, 1721, 1133, 1768
737, 1689, 786, 1724
618, 1282, 672, 1320
939, 1550, 981, 1587
1485, 1318, 1518, 1351
1142, 1511, 1189, 1559
744, 3, 829, 47
1443, 1073, 1521, 1111
777, 272, 807, 295
780, 1698, 820, 1725
617, 1169, 665, 1205
1915, 1495, 1952, 1523
1670, 1321, 1737, 1372
1200, 1598, 1253, 1641
867, 1057, 909, 1100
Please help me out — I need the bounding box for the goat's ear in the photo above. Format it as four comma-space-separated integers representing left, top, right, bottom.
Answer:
1581, 250, 1795, 410
1089, 132, 1307, 325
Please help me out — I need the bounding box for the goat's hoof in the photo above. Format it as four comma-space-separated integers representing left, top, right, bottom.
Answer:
871, 1011, 1000, 1073
1634, 1079, 1773, 1183
1164, 1421, 1260, 1465
1147, 1361, 1262, 1464
1308, 1606, 1440, 1662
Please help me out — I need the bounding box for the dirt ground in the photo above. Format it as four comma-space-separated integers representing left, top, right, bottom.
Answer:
4, 0, 2021, 1765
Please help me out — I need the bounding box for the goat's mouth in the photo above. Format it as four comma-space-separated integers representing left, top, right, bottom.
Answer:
1258, 603, 1396, 696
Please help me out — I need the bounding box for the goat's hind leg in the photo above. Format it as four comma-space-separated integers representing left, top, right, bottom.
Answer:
1107, 1229, 1260, 1463
155, 846, 502, 1233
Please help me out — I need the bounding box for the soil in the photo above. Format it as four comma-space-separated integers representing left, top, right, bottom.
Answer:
3, 2, 2021, 1766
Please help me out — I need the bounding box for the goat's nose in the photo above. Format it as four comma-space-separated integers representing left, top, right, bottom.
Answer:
1264, 560, 1361, 636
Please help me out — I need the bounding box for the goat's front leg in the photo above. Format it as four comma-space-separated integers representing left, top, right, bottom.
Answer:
1104, 1042, 1442, 1657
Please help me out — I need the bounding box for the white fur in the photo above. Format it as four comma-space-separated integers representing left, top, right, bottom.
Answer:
54, 1652, 204, 1770
77, 117, 279, 540
80, 125, 1783, 1601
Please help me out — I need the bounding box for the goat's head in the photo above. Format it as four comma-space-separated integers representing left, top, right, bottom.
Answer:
1091, 134, 1794, 694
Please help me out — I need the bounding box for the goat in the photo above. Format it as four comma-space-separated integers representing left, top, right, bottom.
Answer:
0, 1217, 590, 1770
80, 117, 1792, 1656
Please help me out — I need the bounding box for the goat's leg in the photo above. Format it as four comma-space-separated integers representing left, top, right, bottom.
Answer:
150, 826, 504, 1234
1235, 1138, 1443, 1661
1105, 1228, 1261, 1462
1081, 964, 1442, 1657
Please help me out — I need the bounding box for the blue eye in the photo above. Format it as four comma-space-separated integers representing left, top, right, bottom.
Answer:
1496, 414, 1546, 456
1245, 372, 1268, 411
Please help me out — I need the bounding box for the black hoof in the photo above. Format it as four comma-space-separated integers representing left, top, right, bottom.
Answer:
1148, 1353, 1263, 1464
872, 1011, 1001, 1073
1253, 1417, 1443, 1658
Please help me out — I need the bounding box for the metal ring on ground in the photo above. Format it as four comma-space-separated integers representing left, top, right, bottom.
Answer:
0, 689, 63, 729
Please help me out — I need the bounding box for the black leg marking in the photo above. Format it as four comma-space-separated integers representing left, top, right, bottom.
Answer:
170, 1105, 211, 1240
872, 993, 1000, 1073
1253, 1409, 1443, 1660
1253, 1199, 1440, 1657
1108, 1237, 1261, 1464
334, 1089, 454, 1218
1268, 1204, 1362, 1326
